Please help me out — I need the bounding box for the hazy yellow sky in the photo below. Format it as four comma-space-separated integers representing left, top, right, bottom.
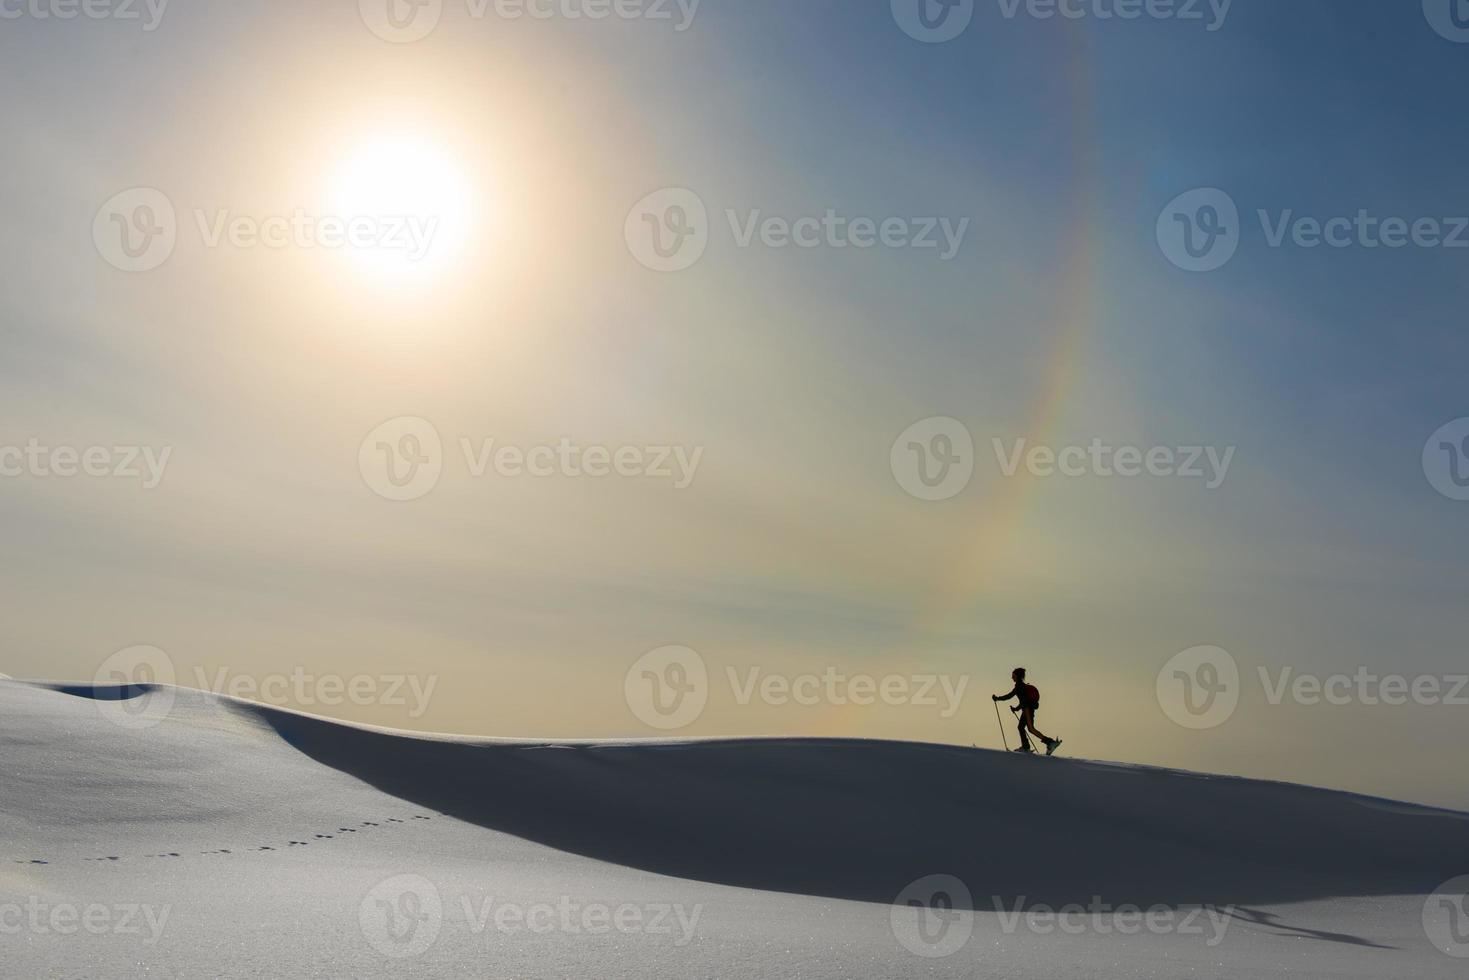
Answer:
2, 2, 1467, 811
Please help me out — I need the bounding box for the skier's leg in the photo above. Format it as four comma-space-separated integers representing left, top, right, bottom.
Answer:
1024, 709, 1051, 745
1015, 713, 1031, 750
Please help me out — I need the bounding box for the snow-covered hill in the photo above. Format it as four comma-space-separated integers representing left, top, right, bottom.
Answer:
3, 679, 1466, 978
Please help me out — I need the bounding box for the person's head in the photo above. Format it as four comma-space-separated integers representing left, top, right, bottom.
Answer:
1012, 667, 1027, 682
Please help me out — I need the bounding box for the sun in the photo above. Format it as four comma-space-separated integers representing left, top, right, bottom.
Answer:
326, 135, 475, 283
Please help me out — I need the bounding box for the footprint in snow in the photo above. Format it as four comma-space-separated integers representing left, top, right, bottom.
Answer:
21, 811, 429, 867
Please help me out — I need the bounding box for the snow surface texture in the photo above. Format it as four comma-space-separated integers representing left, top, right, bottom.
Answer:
2, 679, 1467, 978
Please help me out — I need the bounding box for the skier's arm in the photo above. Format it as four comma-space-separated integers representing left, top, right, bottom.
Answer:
992, 684, 1021, 702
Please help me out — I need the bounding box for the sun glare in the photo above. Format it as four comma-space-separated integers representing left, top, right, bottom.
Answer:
326, 135, 475, 284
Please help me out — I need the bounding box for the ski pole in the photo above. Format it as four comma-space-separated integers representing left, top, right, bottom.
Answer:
994, 700, 1010, 751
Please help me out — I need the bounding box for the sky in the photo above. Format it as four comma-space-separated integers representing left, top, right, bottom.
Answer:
1, 0, 1466, 809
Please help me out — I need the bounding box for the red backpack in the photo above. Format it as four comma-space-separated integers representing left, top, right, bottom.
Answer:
1023, 683, 1040, 707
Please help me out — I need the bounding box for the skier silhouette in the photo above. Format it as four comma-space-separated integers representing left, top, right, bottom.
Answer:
993, 668, 1062, 756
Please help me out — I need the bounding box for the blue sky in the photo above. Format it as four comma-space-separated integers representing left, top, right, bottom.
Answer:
0, 1, 1466, 807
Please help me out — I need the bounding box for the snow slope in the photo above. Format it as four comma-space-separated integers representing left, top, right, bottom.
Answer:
2, 679, 1466, 978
